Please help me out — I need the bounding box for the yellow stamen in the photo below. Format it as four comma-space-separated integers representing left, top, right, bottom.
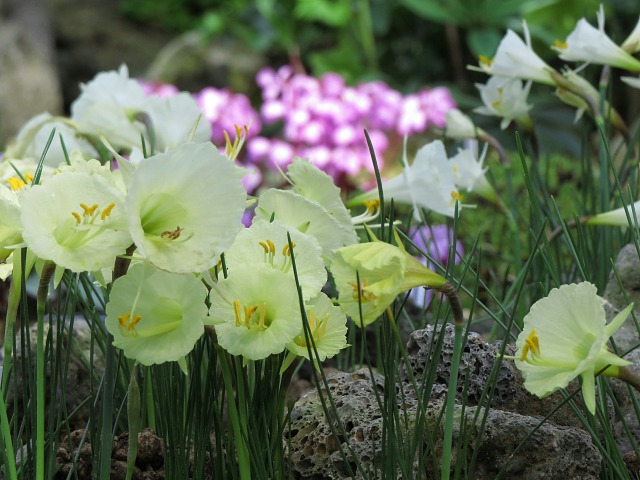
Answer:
80, 203, 99, 216
348, 279, 375, 303
71, 211, 82, 223
259, 241, 270, 254
118, 312, 142, 335
233, 300, 243, 327
479, 54, 493, 67
450, 191, 463, 203
266, 239, 276, 255
282, 242, 296, 256
364, 199, 380, 214
101, 202, 116, 220
554, 40, 567, 50
7, 177, 25, 190
161, 226, 184, 240
257, 302, 267, 329
520, 329, 540, 361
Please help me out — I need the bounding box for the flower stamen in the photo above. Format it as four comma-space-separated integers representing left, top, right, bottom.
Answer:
118, 312, 142, 336
161, 226, 184, 240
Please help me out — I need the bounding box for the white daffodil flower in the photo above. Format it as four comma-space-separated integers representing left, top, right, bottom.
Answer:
553, 6, 640, 71
20, 169, 131, 273
513, 282, 632, 415
474, 76, 533, 129
223, 219, 326, 300
209, 263, 302, 360
70, 65, 148, 150
106, 262, 210, 370
474, 21, 556, 86
126, 142, 247, 273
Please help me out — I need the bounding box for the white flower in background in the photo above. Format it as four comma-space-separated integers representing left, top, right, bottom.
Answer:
209, 263, 302, 360
553, 6, 640, 71
71, 65, 148, 150
223, 219, 326, 300
5, 112, 98, 167
450, 146, 488, 192
0, 185, 22, 262
444, 109, 482, 139
20, 169, 131, 272
286, 157, 357, 244
255, 188, 355, 262
475, 76, 533, 129
622, 76, 640, 89
142, 92, 212, 152
126, 142, 247, 273
475, 22, 556, 86
586, 201, 640, 226
351, 140, 463, 219
622, 16, 640, 53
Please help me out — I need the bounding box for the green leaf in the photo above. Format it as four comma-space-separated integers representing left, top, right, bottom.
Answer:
294, 0, 351, 27
399, 0, 459, 24
466, 28, 503, 58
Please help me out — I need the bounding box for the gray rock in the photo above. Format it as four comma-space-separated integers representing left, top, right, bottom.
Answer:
287, 368, 602, 479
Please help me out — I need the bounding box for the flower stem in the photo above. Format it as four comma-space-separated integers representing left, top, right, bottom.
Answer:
36, 261, 56, 479
2, 250, 23, 393
616, 366, 640, 393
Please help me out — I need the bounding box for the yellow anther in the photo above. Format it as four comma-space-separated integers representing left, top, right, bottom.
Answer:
450, 191, 463, 203
363, 199, 380, 214
479, 55, 493, 67
71, 211, 82, 223
118, 312, 142, 334
520, 329, 540, 361
266, 239, 276, 255
101, 202, 116, 220
233, 300, 243, 327
348, 279, 375, 302
161, 226, 184, 240
554, 40, 567, 50
257, 302, 267, 329
491, 99, 502, 109
80, 203, 99, 216
259, 241, 270, 254
295, 310, 329, 347
7, 177, 25, 190
282, 242, 296, 256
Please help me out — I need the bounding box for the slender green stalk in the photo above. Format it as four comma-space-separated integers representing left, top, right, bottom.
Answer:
2, 249, 23, 393
0, 385, 17, 480
36, 261, 56, 479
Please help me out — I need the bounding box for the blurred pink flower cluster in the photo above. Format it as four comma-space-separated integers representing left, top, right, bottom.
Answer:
139, 68, 456, 192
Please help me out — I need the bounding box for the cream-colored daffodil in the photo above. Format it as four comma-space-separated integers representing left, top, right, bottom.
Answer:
209, 263, 302, 360
19, 169, 131, 273
331, 229, 447, 327
473, 21, 556, 86
70, 65, 148, 150
622, 16, 640, 53
255, 188, 354, 262
586, 201, 640, 226
444, 109, 483, 139
514, 282, 632, 415
223, 219, 326, 300
126, 142, 247, 273
474, 76, 533, 130
350, 140, 463, 219
285, 292, 348, 364
5, 112, 98, 167
553, 6, 640, 71
285, 157, 358, 244
0, 185, 22, 262
105, 262, 209, 370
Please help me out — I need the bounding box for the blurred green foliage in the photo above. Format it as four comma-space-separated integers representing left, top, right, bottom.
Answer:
119, 0, 619, 90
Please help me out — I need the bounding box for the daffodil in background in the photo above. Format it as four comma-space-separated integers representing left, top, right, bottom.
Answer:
209, 263, 302, 360
553, 6, 640, 72
513, 282, 633, 415
331, 228, 447, 327
474, 76, 533, 130
586, 201, 640, 227
473, 21, 557, 86
126, 142, 247, 273
105, 262, 210, 371
0, 185, 22, 262
222, 219, 326, 301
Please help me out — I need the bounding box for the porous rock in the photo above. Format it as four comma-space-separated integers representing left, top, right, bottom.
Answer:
287, 368, 602, 479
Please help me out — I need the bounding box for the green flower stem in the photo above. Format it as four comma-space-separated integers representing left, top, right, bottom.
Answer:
2, 250, 23, 393
436, 282, 464, 480
36, 261, 56, 480
217, 347, 251, 480
0, 385, 17, 480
